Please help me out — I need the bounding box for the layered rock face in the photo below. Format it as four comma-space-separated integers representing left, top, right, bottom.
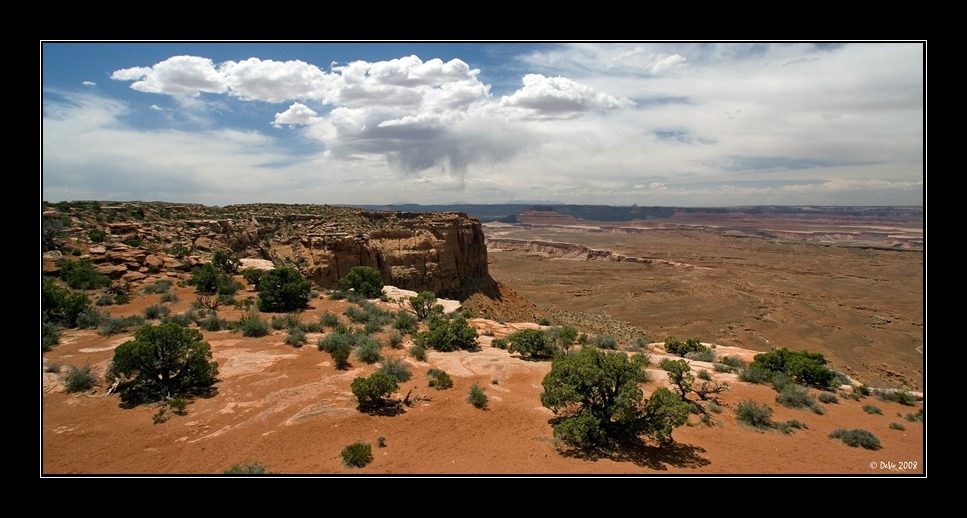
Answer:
305, 212, 491, 298
43, 203, 493, 300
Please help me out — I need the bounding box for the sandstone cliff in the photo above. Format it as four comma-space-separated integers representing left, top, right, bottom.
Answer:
303, 212, 491, 299
43, 203, 495, 300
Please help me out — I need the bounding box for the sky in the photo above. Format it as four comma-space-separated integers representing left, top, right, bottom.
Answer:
41, 42, 924, 207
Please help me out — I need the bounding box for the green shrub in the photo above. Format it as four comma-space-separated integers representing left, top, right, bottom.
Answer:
40, 277, 91, 327
546, 326, 579, 353
94, 293, 114, 306
344, 306, 369, 324
141, 280, 172, 295
408, 291, 439, 320
42, 324, 61, 352
303, 322, 323, 333
685, 349, 715, 362
63, 364, 99, 393
160, 312, 193, 327
76, 307, 108, 329
876, 389, 917, 406
212, 250, 241, 274
863, 404, 883, 415
830, 371, 851, 388
713, 363, 733, 373
904, 408, 924, 423
354, 336, 383, 364
410, 344, 427, 361
331, 344, 351, 370
343, 301, 394, 331
111, 323, 218, 404
770, 372, 791, 391
339, 266, 384, 299
237, 312, 269, 337
159, 292, 180, 304
166, 245, 190, 259
661, 358, 694, 397
88, 228, 107, 243
351, 372, 398, 409
223, 460, 268, 474
829, 428, 881, 450
738, 364, 772, 384
200, 314, 228, 332
818, 392, 839, 404
329, 290, 347, 300
720, 355, 746, 369
736, 400, 774, 429
491, 338, 508, 350
257, 267, 311, 313
776, 385, 824, 414
388, 331, 403, 348
187, 263, 226, 295
284, 327, 307, 347
749, 348, 835, 389
630, 336, 650, 352
889, 421, 906, 431
271, 313, 302, 330
542, 347, 687, 448
774, 419, 808, 435
317, 331, 353, 353
427, 369, 453, 390
664, 337, 706, 357
341, 442, 373, 468
467, 383, 488, 409
507, 328, 556, 359
590, 334, 618, 350
99, 315, 145, 336
320, 312, 340, 329
217, 279, 243, 297
241, 268, 264, 289
379, 357, 412, 383
144, 304, 171, 320
414, 316, 478, 352
57, 258, 112, 290
697, 369, 712, 381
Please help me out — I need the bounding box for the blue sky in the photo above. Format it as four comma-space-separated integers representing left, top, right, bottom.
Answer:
42, 42, 924, 206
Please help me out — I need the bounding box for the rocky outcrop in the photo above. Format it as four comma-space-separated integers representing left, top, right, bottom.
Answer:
486, 238, 652, 263
41, 203, 495, 300
305, 212, 492, 299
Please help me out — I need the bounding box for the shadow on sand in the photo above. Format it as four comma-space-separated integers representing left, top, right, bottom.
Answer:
560, 440, 711, 471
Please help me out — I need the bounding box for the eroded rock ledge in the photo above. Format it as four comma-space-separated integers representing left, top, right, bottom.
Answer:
44, 203, 494, 300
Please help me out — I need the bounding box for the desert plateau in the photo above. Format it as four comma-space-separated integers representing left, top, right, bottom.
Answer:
41, 202, 924, 475
42, 42, 925, 476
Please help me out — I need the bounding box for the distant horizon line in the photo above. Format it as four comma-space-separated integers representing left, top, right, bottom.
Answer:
42, 200, 925, 209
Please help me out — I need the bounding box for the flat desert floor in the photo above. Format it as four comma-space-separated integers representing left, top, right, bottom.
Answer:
486, 212, 923, 392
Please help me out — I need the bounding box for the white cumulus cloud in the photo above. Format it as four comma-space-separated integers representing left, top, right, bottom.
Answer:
112, 56, 227, 97
500, 74, 634, 119
273, 102, 320, 127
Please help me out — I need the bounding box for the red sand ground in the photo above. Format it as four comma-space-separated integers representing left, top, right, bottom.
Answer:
42, 282, 923, 475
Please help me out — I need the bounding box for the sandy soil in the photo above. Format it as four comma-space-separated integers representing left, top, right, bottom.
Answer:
41, 282, 923, 475
485, 222, 923, 391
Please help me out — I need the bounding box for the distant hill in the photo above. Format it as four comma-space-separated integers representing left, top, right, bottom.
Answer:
348, 204, 923, 223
